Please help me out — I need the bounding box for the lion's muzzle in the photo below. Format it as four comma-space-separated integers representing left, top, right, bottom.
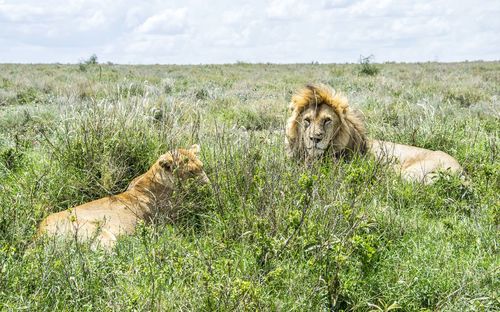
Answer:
199, 172, 210, 184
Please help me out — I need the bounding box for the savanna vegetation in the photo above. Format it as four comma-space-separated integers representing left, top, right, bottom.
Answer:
0, 61, 498, 311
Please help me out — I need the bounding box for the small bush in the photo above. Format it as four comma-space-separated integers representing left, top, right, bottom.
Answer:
1, 77, 13, 88
195, 87, 209, 100
443, 88, 485, 107
0, 147, 23, 171
78, 63, 87, 72
85, 54, 99, 65
78, 54, 99, 72
237, 109, 280, 130
16, 87, 40, 105
161, 78, 175, 94
358, 55, 380, 76
0, 89, 16, 106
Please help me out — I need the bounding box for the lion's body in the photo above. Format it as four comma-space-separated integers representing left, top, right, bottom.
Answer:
37, 182, 166, 249
37, 145, 208, 249
368, 140, 462, 184
285, 84, 463, 184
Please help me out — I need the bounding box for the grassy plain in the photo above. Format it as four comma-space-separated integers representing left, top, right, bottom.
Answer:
0, 61, 498, 311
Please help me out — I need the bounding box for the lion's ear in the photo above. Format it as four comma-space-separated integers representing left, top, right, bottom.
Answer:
159, 154, 175, 171
190, 144, 201, 155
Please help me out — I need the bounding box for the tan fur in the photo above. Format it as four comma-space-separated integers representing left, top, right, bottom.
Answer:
37, 145, 209, 249
368, 140, 463, 184
286, 84, 463, 184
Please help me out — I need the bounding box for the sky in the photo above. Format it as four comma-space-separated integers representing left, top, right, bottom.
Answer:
0, 0, 499, 64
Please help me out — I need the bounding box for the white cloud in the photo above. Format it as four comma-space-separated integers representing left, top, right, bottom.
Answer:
222, 7, 253, 25
125, 35, 178, 54
78, 10, 106, 31
136, 8, 187, 35
0, 3, 44, 21
390, 17, 450, 39
266, 0, 309, 20
125, 7, 146, 28
321, 0, 356, 9
348, 0, 394, 16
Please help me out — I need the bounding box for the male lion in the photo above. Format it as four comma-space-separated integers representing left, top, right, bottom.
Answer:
37, 144, 209, 249
285, 84, 463, 184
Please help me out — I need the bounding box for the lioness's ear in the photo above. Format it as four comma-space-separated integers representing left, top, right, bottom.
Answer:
159, 154, 174, 171
190, 144, 201, 155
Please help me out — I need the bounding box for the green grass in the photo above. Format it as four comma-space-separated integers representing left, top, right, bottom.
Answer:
0, 62, 499, 311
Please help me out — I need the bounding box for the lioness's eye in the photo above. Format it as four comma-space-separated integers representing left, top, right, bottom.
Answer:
324, 118, 332, 125
304, 118, 311, 127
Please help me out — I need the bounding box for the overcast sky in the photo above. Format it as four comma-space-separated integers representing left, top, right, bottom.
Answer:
0, 0, 499, 64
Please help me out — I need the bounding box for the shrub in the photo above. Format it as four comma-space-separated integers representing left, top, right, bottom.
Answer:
443, 88, 486, 107
16, 87, 40, 105
85, 54, 99, 65
78, 54, 99, 72
358, 55, 380, 76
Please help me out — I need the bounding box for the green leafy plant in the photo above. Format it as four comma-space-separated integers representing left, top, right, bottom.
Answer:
358, 55, 380, 76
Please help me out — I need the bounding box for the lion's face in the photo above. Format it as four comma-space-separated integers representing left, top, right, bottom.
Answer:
158, 144, 210, 185
300, 103, 340, 161
286, 84, 367, 164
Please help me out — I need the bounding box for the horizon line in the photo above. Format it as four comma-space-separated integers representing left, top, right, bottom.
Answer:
1, 59, 499, 66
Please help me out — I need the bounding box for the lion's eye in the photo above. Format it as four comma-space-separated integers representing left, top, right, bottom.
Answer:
304, 118, 311, 127
324, 118, 332, 125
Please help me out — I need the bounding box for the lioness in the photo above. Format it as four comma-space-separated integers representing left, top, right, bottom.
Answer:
285, 84, 463, 184
37, 144, 209, 249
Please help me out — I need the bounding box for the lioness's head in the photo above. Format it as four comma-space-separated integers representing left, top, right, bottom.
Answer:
157, 144, 210, 185
285, 84, 367, 163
